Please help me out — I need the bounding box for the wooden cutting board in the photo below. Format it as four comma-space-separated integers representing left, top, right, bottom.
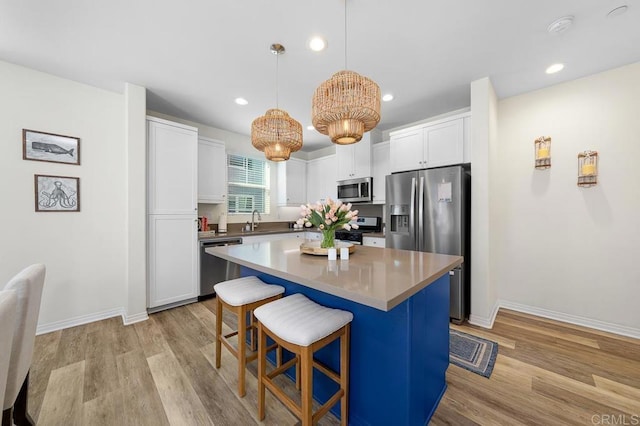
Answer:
299, 241, 355, 256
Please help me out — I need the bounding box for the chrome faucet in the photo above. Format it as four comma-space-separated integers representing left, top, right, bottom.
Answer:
251, 209, 262, 231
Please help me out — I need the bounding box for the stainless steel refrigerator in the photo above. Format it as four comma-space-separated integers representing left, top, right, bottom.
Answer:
385, 165, 471, 323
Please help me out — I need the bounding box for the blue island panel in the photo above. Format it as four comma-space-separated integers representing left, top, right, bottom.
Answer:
241, 266, 450, 426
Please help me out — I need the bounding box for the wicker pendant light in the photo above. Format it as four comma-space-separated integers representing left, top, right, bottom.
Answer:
251, 44, 303, 161
311, 1, 380, 145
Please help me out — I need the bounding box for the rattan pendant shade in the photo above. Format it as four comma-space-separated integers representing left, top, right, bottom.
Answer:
251, 108, 303, 161
312, 70, 381, 144
251, 43, 303, 162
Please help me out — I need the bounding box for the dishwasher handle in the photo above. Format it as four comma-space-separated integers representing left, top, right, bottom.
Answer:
200, 238, 243, 247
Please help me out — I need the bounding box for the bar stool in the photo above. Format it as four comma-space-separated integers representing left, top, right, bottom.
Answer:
214, 276, 285, 397
254, 293, 353, 426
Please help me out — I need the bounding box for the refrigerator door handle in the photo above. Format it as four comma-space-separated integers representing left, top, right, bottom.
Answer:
410, 177, 417, 251
418, 176, 425, 252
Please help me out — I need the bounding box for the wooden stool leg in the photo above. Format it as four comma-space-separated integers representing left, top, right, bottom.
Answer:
340, 325, 350, 426
215, 297, 223, 369
257, 323, 266, 421
237, 305, 247, 397
276, 344, 282, 368
300, 346, 314, 426
249, 312, 257, 352
295, 354, 301, 390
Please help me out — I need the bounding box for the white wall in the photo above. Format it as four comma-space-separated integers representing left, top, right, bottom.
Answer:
469, 78, 499, 326
125, 83, 148, 323
0, 60, 134, 331
494, 62, 640, 334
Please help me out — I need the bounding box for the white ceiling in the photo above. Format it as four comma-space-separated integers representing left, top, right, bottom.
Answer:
1, 0, 639, 152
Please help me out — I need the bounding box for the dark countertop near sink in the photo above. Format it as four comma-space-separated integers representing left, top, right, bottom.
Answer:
198, 228, 311, 241
198, 228, 385, 241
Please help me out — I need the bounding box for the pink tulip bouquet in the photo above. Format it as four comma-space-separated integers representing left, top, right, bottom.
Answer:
298, 198, 359, 248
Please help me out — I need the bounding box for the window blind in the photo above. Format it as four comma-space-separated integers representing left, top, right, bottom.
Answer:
227, 154, 270, 214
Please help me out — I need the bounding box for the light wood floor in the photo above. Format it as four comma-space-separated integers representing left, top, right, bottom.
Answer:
29, 300, 640, 425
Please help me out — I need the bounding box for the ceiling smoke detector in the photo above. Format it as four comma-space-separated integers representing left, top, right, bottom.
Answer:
547, 16, 574, 34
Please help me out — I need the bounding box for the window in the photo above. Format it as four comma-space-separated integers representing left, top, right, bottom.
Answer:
227, 154, 270, 214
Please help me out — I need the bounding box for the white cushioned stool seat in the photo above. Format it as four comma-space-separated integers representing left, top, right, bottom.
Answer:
214, 276, 284, 306
254, 293, 353, 347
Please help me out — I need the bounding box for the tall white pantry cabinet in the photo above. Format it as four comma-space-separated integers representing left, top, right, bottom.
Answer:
147, 116, 199, 310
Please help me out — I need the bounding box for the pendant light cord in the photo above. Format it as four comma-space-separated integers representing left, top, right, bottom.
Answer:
344, 0, 348, 70
275, 52, 279, 109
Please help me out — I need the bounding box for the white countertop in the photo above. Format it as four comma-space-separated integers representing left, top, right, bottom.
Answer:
206, 238, 463, 311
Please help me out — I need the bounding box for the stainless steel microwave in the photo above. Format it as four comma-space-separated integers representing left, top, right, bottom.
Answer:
337, 177, 372, 203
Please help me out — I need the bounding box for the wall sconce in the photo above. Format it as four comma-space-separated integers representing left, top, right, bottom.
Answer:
578, 150, 598, 187
534, 136, 551, 169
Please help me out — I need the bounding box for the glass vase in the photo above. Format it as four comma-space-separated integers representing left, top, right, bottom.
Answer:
321, 229, 336, 249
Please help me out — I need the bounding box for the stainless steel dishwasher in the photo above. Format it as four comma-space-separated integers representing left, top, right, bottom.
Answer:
199, 237, 243, 299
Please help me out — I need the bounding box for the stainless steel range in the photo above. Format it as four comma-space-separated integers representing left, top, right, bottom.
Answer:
335, 216, 381, 245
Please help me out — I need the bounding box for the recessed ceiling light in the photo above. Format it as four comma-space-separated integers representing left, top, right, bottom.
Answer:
382, 94, 394, 102
607, 5, 628, 18
308, 37, 327, 52
307, 125, 315, 131
235, 97, 248, 105
546, 63, 565, 74
547, 16, 574, 34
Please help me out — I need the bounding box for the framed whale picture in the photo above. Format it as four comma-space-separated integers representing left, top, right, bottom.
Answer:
35, 175, 80, 212
23, 129, 80, 165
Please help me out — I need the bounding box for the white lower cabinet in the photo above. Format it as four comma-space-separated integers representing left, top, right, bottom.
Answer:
148, 215, 198, 309
363, 236, 386, 248
305, 231, 321, 241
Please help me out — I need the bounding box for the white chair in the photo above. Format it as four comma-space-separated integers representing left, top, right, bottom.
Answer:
2, 264, 46, 426
0, 291, 18, 426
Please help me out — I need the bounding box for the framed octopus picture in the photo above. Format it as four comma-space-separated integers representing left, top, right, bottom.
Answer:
34, 175, 80, 212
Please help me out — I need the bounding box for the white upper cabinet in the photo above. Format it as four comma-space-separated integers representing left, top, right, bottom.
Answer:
390, 129, 422, 173
198, 137, 227, 204
424, 119, 464, 168
148, 117, 198, 215
336, 134, 372, 181
372, 142, 390, 205
389, 112, 469, 173
277, 158, 307, 206
307, 154, 337, 204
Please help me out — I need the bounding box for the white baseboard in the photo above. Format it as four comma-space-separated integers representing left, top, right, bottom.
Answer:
498, 300, 640, 340
468, 300, 500, 329
37, 307, 150, 335
36, 307, 125, 335
123, 311, 149, 325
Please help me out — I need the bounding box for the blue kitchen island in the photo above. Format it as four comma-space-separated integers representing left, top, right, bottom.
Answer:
206, 238, 463, 425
